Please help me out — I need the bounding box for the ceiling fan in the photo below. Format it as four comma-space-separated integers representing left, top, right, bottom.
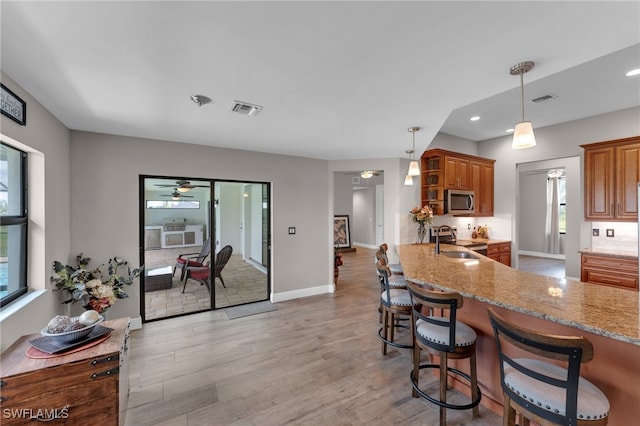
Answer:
154, 180, 209, 192
160, 189, 195, 200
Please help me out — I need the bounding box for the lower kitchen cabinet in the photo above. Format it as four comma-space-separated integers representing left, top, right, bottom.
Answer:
0, 318, 130, 425
488, 242, 511, 266
581, 252, 638, 290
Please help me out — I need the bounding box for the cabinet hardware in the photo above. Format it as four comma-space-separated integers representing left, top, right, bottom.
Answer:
90, 366, 120, 379
90, 355, 117, 366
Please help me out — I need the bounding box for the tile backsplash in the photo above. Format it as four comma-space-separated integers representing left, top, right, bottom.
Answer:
591, 222, 638, 254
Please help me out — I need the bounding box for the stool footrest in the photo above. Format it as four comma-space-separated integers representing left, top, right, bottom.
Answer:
410, 363, 482, 410
378, 328, 413, 349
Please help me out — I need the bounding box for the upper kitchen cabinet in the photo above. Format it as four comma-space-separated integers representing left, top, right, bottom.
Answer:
421, 149, 495, 216
582, 136, 640, 222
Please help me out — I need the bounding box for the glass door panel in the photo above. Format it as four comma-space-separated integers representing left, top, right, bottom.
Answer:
212, 181, 270, 309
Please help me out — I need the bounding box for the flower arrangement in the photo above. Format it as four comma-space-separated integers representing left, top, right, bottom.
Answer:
334, 246, 343, 268
51, 254, 144, 314
410, 205, 434, 224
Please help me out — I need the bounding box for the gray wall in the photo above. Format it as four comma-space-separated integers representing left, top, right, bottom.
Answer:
0, 72, 71, 351
67, 131, 331, 322
479, 106, 640, 277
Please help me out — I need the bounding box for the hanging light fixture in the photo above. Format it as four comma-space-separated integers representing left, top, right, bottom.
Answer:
510, 61, 536, 149
360, 170, 374, 179
407, 127, 421, 176
404, 175, 413, 186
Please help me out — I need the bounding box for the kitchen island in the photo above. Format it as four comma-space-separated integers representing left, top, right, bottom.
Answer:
398, 243, 640, 425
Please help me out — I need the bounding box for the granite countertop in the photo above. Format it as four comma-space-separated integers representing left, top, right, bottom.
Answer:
579, 247, 638, 260
455, 238, 511, 246
398, 243, 640, 346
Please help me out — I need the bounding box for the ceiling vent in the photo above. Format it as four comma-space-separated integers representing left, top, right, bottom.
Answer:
352, 176, 360, 184
531, 93, 558, 104
230, 101, 263, 116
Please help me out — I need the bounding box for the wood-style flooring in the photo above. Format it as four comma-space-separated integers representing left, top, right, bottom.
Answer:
125, 247, 502, 425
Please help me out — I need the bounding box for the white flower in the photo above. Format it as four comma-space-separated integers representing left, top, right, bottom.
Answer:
85, 278, 102, 289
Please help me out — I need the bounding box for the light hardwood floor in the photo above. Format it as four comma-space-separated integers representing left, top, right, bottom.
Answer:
126, 247, 502, 425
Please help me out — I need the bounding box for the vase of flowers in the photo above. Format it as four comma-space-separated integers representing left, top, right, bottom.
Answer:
51, 253, 144, 314
410, 205, 434, 244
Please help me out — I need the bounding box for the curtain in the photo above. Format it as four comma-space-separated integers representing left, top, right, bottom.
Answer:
544, 177, 560, 253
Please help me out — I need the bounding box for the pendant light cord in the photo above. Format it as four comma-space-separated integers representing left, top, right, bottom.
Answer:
520, 71, 525, 122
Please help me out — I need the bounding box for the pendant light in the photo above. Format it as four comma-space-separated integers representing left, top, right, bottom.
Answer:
407, 127, 421, 175
404, 174, 413, 186
510, 61, 536, 149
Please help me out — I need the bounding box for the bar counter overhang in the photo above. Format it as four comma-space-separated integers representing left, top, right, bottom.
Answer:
398, 243, 640, 425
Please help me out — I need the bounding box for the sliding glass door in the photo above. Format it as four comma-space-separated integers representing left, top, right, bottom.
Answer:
140, 176, 270, 322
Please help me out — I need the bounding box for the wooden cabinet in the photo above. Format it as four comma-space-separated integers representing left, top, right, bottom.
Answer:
0, 318, 130, 425
581, 252, 638, 290
470, 160, 494, 216
582, 136, 640, 221
421, 149, 495, 216
488, 242, 511, 266
444, 156, 470, 189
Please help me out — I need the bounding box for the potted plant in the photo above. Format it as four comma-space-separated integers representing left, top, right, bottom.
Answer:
51, 253, 144, 314
334, 246, 343, 284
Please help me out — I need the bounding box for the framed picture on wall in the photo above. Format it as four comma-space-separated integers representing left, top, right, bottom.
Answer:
333, 215, 351, 248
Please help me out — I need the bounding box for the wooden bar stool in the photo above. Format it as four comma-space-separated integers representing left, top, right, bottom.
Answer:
406, 281, 481, 426
487, 308, 610, 426
378, 243, 404, 275
377, 259, 413, 355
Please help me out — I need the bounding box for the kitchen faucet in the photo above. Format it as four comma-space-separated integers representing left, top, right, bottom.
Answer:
435, 225, 451, 255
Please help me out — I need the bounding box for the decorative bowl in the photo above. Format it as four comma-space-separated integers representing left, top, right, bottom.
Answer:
41, 315, 104, 343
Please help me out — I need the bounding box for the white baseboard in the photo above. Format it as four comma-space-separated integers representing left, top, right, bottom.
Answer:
271, 284, 334, 303
353, 242, 378, 249
518, 250, 565, 260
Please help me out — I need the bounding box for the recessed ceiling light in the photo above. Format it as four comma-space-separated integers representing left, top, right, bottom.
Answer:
626, 68, 640, 77
470, 116, 480, 121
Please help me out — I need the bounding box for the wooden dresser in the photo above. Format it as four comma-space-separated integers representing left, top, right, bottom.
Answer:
0, 317, 130, 425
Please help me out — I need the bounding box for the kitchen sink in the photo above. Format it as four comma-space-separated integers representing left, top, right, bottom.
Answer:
441, 251, 478, 259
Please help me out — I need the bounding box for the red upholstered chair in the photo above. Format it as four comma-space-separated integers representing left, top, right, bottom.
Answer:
173, 239, 211, 282
182, 245, 233, 292
182, 264, 210, 293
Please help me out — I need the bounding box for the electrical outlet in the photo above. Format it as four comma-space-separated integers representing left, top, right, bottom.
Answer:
467, 223, 471, 230
592, 228, 599, 237
606, 229, 615, 237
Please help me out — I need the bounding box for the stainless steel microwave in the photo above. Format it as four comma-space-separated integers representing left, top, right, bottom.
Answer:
445, 190, 475, 214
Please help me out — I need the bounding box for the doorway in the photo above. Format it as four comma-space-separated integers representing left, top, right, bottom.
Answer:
140, 176, 271, 322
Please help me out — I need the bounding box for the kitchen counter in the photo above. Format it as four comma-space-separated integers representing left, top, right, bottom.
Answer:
579, 247, 638, 260
454, 238, 511, 246
399, 243, 639, 345
398, 243, 640, 424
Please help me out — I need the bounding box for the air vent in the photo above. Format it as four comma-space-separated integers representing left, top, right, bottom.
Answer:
531, 93, 558, 104
230, 101, 263, 116
352, 177, 360, 184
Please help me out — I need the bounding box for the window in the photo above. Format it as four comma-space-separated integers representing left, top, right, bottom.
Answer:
558, 177, 566, 234
0, 143, 28, 307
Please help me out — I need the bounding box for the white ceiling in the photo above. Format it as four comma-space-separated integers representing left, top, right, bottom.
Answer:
2, 2, 639, 160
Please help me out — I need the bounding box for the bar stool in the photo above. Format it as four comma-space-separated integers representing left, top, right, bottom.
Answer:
487, 308, 609, 426
378, 243, 403, 275
377, 259, 413, 355
406, 281, 481, 426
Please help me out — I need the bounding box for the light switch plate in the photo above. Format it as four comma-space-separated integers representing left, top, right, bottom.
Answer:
288, 227, 296, 235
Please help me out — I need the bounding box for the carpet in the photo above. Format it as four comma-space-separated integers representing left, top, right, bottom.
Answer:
225, 301, 277, 320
